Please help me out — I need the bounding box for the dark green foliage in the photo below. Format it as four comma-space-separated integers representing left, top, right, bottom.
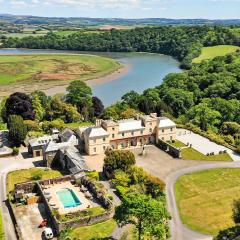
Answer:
92, 96, 104, 118
233, 199, 240, 224
145, 175, 166, 199
103, 150, 136, 178
214, 226, 240, 240
7, 115, 27, 147
66, 80, 92, 120
5, 92, 35, 121
4, 26, 239, 67
12, 147, 19, 156
114, 193, 170, 240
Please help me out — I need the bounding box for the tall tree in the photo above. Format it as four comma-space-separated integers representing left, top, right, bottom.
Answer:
66, 80, 92, 120
115, 193, 170, 240
7, 115, 27, 147
5, 92, 35, 121
92, 96, 104, 118
32, 95, 44, 121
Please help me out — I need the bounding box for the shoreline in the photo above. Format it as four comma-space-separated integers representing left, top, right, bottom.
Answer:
44, 62, 131, 96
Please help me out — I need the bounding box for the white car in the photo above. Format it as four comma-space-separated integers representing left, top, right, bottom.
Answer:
43, 227, 53, 239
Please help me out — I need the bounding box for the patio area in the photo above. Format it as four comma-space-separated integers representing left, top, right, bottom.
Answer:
43, 181, 93, 214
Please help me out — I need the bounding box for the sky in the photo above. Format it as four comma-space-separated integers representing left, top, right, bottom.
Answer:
0, 0, 240, 19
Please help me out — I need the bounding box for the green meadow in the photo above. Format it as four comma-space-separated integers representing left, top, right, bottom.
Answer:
192, 45, 239, 63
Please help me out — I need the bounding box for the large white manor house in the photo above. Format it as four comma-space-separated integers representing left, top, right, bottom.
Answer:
77, 113, 176, 155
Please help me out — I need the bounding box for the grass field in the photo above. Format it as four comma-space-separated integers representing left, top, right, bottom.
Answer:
7, 168, 62, 193
69, 219, 116, 239
170, 140, 232, 161
175, 168, 240, 235
192, 45, 240, 63
0, 210, 3, 240
0, 54, 121, 86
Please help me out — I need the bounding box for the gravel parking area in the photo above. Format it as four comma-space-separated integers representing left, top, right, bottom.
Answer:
133, 145, 216, 181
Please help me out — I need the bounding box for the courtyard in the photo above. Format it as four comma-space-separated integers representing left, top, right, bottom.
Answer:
14, 203, 55, 240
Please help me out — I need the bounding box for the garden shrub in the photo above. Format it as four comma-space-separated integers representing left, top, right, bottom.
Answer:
128, 166, 147, 185
24, 120, 41, 132
116, 185, 129, 197
86, 171, 99, 181
145, 174, 166, 198
214, 226, 240, 240
112, 170, 131, 187
12, 147, 19, 156
31, 173, 42, 181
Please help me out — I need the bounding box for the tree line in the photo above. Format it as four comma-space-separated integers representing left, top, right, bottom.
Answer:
2, 25, 240, 69
106, 51, 240, 151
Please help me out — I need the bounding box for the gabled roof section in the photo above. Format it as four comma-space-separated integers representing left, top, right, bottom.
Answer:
118, 119, 145, 132
60, 128, 75, 142
44, 141, 70, 153
159, 118, 176, 128
84, 127, 109, 138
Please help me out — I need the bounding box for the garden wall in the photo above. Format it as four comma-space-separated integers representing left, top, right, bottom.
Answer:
157, 140, 182, 158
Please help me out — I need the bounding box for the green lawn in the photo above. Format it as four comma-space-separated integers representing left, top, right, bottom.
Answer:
175, 168, 240, 235
69, 219, 117, 240
0, 210, 4, 240
192, 45, 240, 63
7, 168, 62, 193
64, 121, 92, 130
170, 140, 232, 161
181, 147, 232, 161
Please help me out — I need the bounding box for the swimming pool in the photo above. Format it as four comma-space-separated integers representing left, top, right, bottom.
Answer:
56, 188, 82, 208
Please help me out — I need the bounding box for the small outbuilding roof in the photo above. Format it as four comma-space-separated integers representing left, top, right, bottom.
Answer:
29, 136, 52, 147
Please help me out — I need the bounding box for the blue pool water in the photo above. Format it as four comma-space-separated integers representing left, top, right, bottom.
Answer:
56, 188, 82, 208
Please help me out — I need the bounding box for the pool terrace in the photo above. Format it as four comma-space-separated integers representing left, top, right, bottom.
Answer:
44, 181, 93, 214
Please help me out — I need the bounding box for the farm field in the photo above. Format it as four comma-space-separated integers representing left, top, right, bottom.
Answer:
192, 45, 239, 63
0, 54, 121, 97
175, 168, 240, 235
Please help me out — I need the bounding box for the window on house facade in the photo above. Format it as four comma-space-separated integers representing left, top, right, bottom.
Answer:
150, 122, 152, 126
162, 129, 164, 133
141, 130, 144, 134
103, 146, 106, 151
149, 128, 152, 133
171, 128, 173, 132
162, 137, 164, 141
122, 133, 125, 137
170, 136, 173, 141
103, 137, 106, 142
94, 147, 96, 153
112, 134, 115, 138
131, 132, 134, 136
112, 145, 115, 149
112, 127, 115, 131
121, 143, 124, 148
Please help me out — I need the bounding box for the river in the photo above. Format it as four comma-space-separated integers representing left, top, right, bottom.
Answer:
0, 49, 181, 106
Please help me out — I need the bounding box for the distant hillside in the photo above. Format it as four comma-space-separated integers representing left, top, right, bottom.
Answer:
1, 14, 240, 27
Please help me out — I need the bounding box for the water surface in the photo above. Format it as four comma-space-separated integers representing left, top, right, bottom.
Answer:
0, 49, 181, 106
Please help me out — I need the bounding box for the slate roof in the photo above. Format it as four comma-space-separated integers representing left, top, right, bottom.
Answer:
159, 118, 176, 128
118, 119, 145, 132
29, 136, 52, 147
84, 127, 109, 138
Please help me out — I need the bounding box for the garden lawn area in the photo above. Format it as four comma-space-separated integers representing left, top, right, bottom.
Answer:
181, 147, 232, 161
192, 45, 239, 63
69, 219, 117, 240
0, 210, 4, 240
170, 140, 232, 161
64, 121, 92, 130
175, 168, 240, 235
0, 54, 121, 85
7, 168, 62, 193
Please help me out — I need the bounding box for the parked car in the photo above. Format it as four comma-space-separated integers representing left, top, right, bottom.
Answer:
43, 227, 53, 239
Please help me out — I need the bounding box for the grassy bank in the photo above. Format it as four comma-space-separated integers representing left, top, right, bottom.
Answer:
69, 219, 116, 239
175, 168, 240, 235
192, 45, 239, 63
0, 210, 4, 240
7, 168, 62, 193
0, 54, 121, 86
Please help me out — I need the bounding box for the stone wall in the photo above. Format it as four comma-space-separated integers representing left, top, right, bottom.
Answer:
157, 140, 182, 158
